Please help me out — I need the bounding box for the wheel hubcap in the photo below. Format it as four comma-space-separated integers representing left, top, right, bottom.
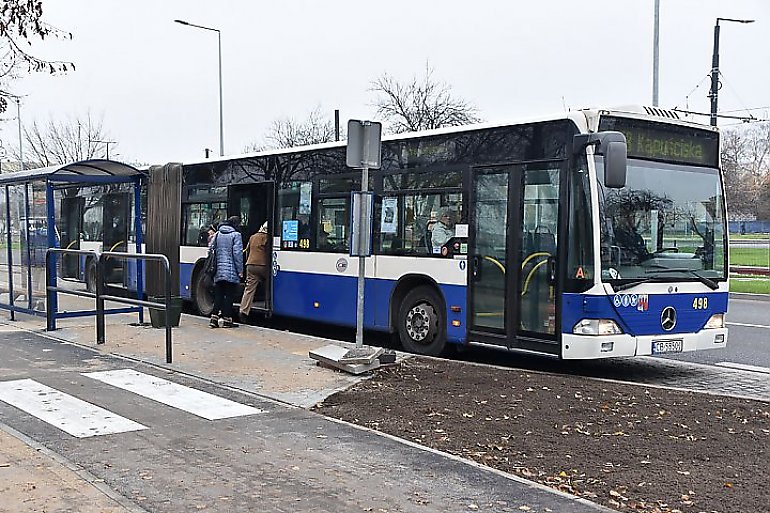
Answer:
406, 302, 435, 343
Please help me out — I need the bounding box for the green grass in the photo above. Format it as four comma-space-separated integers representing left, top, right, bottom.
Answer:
730, 233, 770, 240
729, 247, 770, 267
730, 276, 770, 294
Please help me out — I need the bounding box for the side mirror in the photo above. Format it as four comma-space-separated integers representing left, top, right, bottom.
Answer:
603, 139, 627, 188
573, 131, 627, 189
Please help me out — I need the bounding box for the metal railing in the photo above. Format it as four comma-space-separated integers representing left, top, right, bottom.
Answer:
45, 248, 174, 363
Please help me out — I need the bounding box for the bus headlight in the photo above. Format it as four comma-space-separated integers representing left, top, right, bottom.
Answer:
573, 319, 623, 336
704, 313, 725, 329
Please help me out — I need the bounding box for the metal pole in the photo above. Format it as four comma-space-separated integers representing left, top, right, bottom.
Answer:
45, 181, 57, 326
164, 258, 172, 363
16, 98, 23, 171
23, 185, 32, 310
96, 254, 105, 344
217, 30, 224, 156
5, 186, 15, 321
709, 21, 720, 126
134, 177, 144, 324
45, 251, 54, 330
652, 0, 660, 106
335, 110, 340, 142
174, 20, 224, 156
355, 166, 369, 348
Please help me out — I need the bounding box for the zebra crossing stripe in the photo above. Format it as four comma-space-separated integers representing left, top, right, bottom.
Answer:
0, 379, 148, 438
83, 369, 264, 420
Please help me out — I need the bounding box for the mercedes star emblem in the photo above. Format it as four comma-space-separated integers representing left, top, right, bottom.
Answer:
660, 306, 677, 331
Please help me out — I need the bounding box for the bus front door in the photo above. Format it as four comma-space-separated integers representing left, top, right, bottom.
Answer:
469, 164, 561, 355
227, 182, 275, 314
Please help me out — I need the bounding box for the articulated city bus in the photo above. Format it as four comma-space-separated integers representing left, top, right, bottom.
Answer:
161, 106, 727, 359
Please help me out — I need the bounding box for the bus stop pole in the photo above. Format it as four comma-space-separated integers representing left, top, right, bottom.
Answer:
355, 166, 369, 349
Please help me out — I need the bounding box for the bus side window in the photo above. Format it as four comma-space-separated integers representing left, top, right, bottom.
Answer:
316, 197, 349, 252
278, 181, 312, 250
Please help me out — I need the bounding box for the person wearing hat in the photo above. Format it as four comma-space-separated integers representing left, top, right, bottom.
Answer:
209, 216, 244, 328
239, 220, 270, 318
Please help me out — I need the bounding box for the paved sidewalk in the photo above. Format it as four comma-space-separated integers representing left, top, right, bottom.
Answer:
0, 311, 612, 512
0, 423, 142, 513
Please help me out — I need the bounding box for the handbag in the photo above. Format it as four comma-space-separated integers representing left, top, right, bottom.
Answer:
203, 235, 217, 278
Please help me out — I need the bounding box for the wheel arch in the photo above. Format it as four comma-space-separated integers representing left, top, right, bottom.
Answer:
389, 273, 445, 332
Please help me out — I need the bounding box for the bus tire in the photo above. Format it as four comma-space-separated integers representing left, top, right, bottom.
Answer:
85, 259, 97, 293
192, 269, 215, 316
397, 286, 446, 356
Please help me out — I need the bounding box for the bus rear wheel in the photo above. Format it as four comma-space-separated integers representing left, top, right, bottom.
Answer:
397, 286, 446, 356
193, 270, 215, 316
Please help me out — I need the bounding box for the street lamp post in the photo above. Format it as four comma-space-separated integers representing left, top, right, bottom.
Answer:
16, 97, 23, 171
91, 140, 116, 160
174, 19, 224, 156
709, 17, 754, 126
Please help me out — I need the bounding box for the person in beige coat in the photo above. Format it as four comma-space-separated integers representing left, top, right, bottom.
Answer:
239, 221, 270, 317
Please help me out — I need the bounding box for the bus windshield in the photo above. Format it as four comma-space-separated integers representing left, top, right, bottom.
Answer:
596, 158, 727, 286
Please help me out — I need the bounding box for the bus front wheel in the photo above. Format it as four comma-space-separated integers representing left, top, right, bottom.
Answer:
193, 270, 215, 317
397, 286, 446, 356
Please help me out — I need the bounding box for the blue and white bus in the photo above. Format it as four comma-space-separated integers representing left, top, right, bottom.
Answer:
171, 106, 728, 358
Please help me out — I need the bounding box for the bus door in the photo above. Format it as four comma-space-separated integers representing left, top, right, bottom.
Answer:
60, 196, 84, 279
227, 182, 275, 313
468, 163, 561, 355
102, 192, 131, 285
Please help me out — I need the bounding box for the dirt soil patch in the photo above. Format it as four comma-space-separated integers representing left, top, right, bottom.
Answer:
314, 358, 770, 513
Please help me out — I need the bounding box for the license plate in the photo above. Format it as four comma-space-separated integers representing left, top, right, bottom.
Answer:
652, 339, 683, 354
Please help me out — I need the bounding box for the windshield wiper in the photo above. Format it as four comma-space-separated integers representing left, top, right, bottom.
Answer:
644, 268, 719, 290
613, 277, 663, 292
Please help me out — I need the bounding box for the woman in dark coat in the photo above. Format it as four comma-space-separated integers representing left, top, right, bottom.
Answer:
208, 216, 244, 328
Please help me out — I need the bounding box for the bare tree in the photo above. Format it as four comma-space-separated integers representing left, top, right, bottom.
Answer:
245, 107, 339, 152
0, 1, 73, 113
721, 123, 770, 217
11, 112, 116, 168
371, 65, 481, 134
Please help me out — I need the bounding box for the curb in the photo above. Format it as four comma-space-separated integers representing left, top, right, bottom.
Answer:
730, 292, 770, 302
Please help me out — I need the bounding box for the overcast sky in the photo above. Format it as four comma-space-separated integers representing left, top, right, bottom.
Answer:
2, 0, 769, 165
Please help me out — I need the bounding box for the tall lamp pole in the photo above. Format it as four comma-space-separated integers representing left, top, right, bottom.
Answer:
174, 19, 224, 156
16, 97, 24, 171
709, 17, 754, 126
652, 0, 660, 106
92, 140, 116, 160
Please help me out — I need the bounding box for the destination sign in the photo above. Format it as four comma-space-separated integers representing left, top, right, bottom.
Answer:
598, 116, 719, 167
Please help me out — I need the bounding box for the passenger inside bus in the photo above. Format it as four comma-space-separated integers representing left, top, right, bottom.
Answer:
431, 207, 456, 252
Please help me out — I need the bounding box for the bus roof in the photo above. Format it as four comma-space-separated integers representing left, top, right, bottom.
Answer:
175, 106, 718, 168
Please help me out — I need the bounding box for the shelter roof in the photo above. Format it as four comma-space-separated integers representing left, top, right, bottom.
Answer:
0, 159, 145, 185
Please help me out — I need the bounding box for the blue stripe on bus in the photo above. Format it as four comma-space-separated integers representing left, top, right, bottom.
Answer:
561, 292, 728, 336
272, 270, 466, 343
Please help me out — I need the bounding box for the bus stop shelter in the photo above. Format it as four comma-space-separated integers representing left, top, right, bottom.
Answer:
0, 159, 146, 321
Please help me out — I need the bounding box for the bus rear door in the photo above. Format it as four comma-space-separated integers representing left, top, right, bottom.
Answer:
227, 182, 275, 314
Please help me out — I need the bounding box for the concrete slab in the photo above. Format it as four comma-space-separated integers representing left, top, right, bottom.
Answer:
1, 300, 390, 408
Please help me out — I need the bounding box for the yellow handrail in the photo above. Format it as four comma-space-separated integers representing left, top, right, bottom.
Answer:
521, 259, 549, 296
520, 252, 550, 269
483, 255, 506, 274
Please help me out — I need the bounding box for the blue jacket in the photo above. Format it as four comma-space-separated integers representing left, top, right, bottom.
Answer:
209, 225, 243, 284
